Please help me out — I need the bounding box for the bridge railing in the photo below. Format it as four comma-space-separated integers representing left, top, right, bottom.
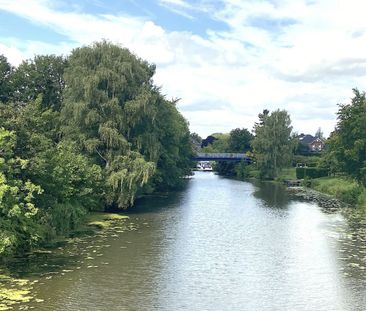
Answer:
194, 153, 247, 159
191, 153, 251, 162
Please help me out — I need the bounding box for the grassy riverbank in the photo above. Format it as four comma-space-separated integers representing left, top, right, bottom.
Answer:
273, 167, 366, 208
309, 177, 366, 207
243, 166, 366, 208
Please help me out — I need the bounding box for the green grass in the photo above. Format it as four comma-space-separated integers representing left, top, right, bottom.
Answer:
277, 167, 296, 180
311, 176, 366, 206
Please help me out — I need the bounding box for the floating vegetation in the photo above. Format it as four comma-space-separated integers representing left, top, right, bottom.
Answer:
0, 274, 34, 310
87, 212, 130, 230
322, 205, 366, 278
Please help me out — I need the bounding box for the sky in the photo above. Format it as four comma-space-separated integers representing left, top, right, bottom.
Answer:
1, 0, 366, 138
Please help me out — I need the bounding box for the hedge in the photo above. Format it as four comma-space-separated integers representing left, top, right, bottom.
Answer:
296, 167, 329, 179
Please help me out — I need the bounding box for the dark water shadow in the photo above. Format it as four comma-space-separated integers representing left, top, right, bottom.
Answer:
127, 182, 191, 215
0, 249, 80, 278
252, 180, 291, 209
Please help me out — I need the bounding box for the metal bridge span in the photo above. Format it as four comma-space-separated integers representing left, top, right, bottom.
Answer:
192, 153, 251, 163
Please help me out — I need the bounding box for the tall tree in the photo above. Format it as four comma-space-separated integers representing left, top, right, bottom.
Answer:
327, 89, 366, 185
148, 96, 193, 191
252, 109, 295, 179
0, 55, 13, 103
315, 127, 324, 139
60, 41, 192, 208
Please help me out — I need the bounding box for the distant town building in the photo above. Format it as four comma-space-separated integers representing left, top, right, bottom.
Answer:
298, 134, 325, 152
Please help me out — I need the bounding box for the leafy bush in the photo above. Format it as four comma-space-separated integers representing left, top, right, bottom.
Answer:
293, 155, 321, 167
0, 129, 43, 256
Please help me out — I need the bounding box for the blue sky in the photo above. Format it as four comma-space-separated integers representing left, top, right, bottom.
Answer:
1, 0, 366, 137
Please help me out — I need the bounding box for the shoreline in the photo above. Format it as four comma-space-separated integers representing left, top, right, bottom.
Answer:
286, 186, 345, 208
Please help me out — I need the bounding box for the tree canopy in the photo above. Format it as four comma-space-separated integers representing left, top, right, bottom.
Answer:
252, 109, 295, 179
326, 89, 366, 185
0, 42, 193, 256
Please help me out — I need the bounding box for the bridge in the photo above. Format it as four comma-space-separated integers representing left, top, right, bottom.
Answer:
192, 153, 252, 163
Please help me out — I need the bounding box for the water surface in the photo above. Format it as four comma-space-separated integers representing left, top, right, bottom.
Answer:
4, 172, 366, 310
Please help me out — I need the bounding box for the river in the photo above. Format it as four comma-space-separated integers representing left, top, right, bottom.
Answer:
2, 171, 366, 310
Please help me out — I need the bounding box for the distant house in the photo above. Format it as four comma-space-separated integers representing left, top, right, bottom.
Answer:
298, 134, 325, 153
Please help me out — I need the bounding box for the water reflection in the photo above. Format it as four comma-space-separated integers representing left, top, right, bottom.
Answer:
252, 180, 290, 208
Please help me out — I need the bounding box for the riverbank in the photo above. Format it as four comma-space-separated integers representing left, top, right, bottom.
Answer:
242, 166, 366, 208
281, 174, 366, 209
286, 186, 343, 208
309, 176, 366, 208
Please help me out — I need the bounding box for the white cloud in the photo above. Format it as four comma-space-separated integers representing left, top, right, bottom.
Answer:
1, 0, 365, 137
158, 0, 195, 19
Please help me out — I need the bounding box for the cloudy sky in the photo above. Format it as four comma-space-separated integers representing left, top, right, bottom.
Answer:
1, 0, 366, 137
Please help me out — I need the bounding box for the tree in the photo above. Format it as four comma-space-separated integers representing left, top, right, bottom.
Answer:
228, 128, 253, 153
0, 97, 102, 237
9, 55, 66, 110
252, 109, 295, 179
315, 127, 324, 139
202, 133, 229, 152
61, 41, 192, 208
60, 41, 158, 208
327, 89, 366, 185
0, 55, 13, 103
214, 128, 253, 176
190, 132, 202, 153
147, 96, 193, 191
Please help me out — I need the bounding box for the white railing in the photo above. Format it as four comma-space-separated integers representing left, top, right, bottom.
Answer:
194, 153, 248, 159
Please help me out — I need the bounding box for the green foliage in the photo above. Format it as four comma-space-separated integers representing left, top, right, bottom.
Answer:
149, 98, 193, 191
190, 132, 202, 153
252, 109, 296, 179
61, 41, 191, 208
207, 128, 253, 177
106, 151, 155, 207
202, 133, 230, 153
235, 161, 253, 179
9, 55, 66, 110
228, 128, 253, 152
0, 97, 103, 239
38, 143, 102, 206
326, 89, 366, 185
295, 141, 310, 155
60, 42, 156, 207
0, 128, 43, 256
276, 167, 296, 181
311, 177, 363, 205
0, 41, 193, 256
296, 167, 329, 179
0, 55, 13, 103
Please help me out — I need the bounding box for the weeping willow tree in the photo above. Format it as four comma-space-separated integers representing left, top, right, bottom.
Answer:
61, 41, 192, 208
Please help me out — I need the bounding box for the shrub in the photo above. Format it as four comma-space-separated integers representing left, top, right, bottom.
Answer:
296, 167, 329, 179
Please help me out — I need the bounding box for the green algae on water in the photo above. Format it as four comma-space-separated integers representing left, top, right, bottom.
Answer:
87, 212, 129, 230
0, 274, 34, 310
